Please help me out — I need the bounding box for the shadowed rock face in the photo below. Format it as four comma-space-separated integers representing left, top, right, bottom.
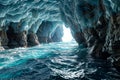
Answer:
60, 0, 119, 53
27, 33, 40, 47
7, 26, 27, 48
0, 30, 8, 49
36, 21, 63, 43
51, 26, 63, 42
59, 0, 120, 70
0, 0, 119, 71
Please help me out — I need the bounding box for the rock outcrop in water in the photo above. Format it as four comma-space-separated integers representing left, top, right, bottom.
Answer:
27, 32, 40, 47
7, 24, 27, 48
0, 0, 119, 71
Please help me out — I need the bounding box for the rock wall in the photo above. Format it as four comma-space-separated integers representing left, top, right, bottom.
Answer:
0, 21, 63, 48
37, 21, 63, 43
7, 25, 27, 48
51, 26, 63, 42
0, 30, 8, 49
59, 0, 120, 70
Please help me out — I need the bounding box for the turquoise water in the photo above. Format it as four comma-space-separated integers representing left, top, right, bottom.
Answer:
0, 41, 120, 80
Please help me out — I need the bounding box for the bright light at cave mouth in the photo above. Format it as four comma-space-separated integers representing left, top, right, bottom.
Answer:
62, 25, 73, 42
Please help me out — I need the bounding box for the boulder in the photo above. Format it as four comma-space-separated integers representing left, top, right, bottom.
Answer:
27, 33, 40, 47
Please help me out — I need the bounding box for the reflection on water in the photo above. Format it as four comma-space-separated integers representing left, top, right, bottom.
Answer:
0, 41, 120, 80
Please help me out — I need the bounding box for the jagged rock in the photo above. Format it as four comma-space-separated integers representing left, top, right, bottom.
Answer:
109, 54, 120, 72
0, 36, 5, 51
0, 30, 8, 49
112, 41, 120, 53
74, 32, 86, 46
107, 14, 120, 71
7, 26, 27, 48
27, 33, 40, 47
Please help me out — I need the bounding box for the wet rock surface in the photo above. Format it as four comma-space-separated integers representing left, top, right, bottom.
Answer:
0, 30, 8, 49
37, 21, 63, 43
51, 26, 64, 42
27, 33, 40, 47
7, 26, 27, 48
59, 0, 120, 71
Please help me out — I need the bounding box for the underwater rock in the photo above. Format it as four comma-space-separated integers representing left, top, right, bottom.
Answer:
104, 13, 120, 53
27, 33, 40, 47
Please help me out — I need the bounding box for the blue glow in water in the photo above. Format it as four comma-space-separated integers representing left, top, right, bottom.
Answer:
0, 41, 120, 80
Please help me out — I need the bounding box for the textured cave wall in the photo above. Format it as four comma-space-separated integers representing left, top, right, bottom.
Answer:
4, 21, 63, 48
0, 30, 8, 49
0, 0, 62, 48
60, 0, 104, 56
0, 0, 119, 56
59, 0, 120, 58
51, 26, 63, 42
7, 23, 27, 48
59, 0, 120, 70
104, 13, 120, 71
36, 21, 63, 43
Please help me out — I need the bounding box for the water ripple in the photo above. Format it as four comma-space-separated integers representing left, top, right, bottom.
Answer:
0, 41, 120, 80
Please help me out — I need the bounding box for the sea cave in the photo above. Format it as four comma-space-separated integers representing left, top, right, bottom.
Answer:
0, 0, 120, 80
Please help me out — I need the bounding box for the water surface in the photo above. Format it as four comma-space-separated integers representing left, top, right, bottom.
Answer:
0, 41, 120, 80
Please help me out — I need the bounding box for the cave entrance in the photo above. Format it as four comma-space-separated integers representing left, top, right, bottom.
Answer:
62, 25, 74, 42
